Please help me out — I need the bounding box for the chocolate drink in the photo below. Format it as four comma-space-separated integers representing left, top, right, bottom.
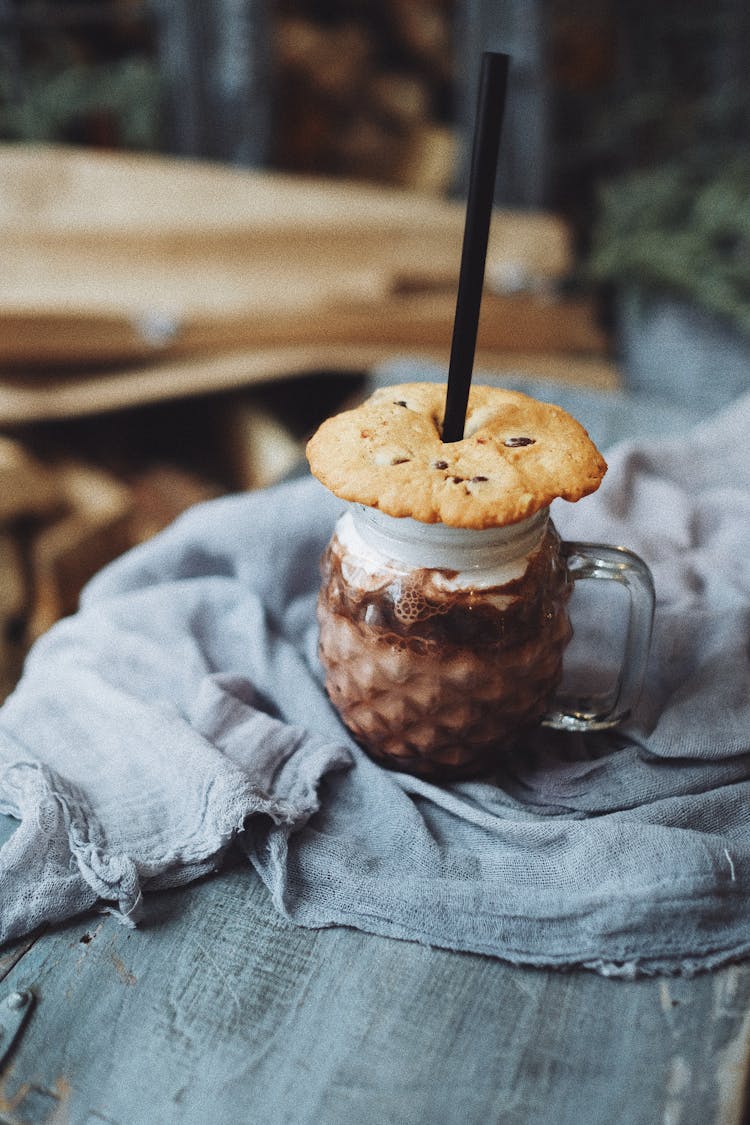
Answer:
317, 505, 572, 780
309, 383, 654, 781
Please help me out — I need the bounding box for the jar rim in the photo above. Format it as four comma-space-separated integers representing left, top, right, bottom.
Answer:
349, 503, 549, 571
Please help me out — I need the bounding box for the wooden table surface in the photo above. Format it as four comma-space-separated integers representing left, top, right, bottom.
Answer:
1, 814, 749, 1125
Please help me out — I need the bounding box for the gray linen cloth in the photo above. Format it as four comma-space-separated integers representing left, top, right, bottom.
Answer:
1, 388, 749, 977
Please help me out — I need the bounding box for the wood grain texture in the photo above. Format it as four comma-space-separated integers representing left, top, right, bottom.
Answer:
0, 145, 587, 380
0, 289, 606, 367
0, 347, 619, 427
0, 851, 748, 1125
0, 146, 570, 269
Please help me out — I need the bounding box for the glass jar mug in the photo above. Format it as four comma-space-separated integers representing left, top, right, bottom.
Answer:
317, 503, 655, 780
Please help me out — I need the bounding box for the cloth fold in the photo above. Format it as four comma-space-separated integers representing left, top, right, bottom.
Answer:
2, 390, 750, 976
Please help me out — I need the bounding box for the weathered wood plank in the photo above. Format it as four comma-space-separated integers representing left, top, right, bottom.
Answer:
0, 854, 748, 1125
0, 817, 44, 994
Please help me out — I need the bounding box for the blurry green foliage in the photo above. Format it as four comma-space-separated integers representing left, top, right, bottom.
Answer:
589, 155, 750, 332
0, 55, 162, 148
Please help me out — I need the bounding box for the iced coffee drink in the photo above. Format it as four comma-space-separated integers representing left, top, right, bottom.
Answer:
318, 505, 572, 777
307, 382, 654, 780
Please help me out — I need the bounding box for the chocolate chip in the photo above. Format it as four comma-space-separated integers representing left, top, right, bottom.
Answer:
504, 436, 536, 448
394, 400, 408, 408
451, 476, 464, 484
374, 448, 412, 467
433, 459, 449, 470
471, 475, 488, 482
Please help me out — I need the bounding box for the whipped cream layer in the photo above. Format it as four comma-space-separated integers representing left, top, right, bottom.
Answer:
335, 505, 549, 592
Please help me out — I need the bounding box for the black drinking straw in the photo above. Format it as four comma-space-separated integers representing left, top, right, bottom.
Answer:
442, 51, 510, 443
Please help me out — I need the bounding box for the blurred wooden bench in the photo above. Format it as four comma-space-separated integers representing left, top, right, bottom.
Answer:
0, 144, 616, 423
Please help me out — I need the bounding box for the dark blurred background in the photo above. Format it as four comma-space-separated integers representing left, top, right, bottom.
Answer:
2, 2, 750, 241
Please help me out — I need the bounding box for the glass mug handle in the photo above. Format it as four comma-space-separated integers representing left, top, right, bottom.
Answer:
543, 543, 655, 732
